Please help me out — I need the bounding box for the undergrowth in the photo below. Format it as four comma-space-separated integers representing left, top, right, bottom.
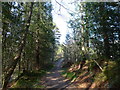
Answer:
62, 59, 120, 88
61, 68, 78, 82
11, 64, 54, 88
11, 70, 46, 88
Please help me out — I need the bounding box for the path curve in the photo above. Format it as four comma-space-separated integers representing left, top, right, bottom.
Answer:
40, 58, 76, 89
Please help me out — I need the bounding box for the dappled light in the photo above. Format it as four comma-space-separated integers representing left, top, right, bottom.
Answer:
1, 0, 119, 89
40, 59, 75, 89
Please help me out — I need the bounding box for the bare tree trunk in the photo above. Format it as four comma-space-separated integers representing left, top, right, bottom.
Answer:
18, 59, 21, 76
35, 3, 40, 70
2, 3, 34, 90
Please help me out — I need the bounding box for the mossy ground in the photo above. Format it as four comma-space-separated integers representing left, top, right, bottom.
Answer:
11, 70, 46, 88
61, 68, 77, 82
61, 60, 120, 88
11, 64, 54, 88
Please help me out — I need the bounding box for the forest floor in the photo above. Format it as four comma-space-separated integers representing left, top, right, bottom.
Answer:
40, 59, 77, 89
11, 59, 118, 89
40, 58, 111, 89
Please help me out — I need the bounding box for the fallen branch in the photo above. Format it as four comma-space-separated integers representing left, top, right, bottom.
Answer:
93, 59, 103, 72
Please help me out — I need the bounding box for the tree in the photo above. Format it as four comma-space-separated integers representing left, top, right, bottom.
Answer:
63, 2, 119, 70
2, 2, 34, 89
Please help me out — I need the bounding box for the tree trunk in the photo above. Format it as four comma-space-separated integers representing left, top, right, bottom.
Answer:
18, 59, 21, 76
101, 3, 110, 59
104, 31, 110, 59
2, 3, 34, 90
35, 4, 41, 70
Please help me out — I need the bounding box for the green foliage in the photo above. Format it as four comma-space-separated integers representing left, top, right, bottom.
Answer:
42, 62, 54, 70
89, 61, 97, 71
64, 2, 119, 63
2, 2, 56, 88
62, 68, 77, 81
63, 2, 119, 88
103, 61, 120, 88
94, 72, 107, 82
54, 45, 64, 61
12, 70, 46, 88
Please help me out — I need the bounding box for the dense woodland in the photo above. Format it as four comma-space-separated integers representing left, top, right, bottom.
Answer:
1, 1, 120, 89
63, 2, 120, 88
2, 2, 56, 89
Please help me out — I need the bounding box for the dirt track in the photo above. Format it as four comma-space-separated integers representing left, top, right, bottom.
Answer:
40, 59, 77, 89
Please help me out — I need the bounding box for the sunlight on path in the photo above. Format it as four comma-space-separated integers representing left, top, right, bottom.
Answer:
40, 59, 76, 89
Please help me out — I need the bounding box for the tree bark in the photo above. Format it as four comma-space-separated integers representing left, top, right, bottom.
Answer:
104, 32, 110, 59
2, 3, 34, 90
35, 3, 40, 70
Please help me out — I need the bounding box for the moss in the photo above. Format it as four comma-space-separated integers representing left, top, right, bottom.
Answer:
61, 68, 77, 81
94, 72, 107, 82
11, 69, 47, 88
106, 62, 120, 88
66, 72, 75, 79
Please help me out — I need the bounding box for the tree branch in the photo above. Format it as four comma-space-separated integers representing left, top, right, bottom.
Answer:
54, 0, 77, 14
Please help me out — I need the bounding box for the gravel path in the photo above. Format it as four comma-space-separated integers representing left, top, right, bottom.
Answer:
40, 59, 77, 89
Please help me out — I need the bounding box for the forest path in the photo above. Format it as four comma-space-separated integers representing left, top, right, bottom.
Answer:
40, 59, 77, 89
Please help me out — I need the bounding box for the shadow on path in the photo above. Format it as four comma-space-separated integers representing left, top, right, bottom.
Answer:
40, 59, 76, 89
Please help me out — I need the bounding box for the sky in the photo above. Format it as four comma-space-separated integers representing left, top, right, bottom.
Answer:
51, 0, 76, 44
51, 0, 118, 44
